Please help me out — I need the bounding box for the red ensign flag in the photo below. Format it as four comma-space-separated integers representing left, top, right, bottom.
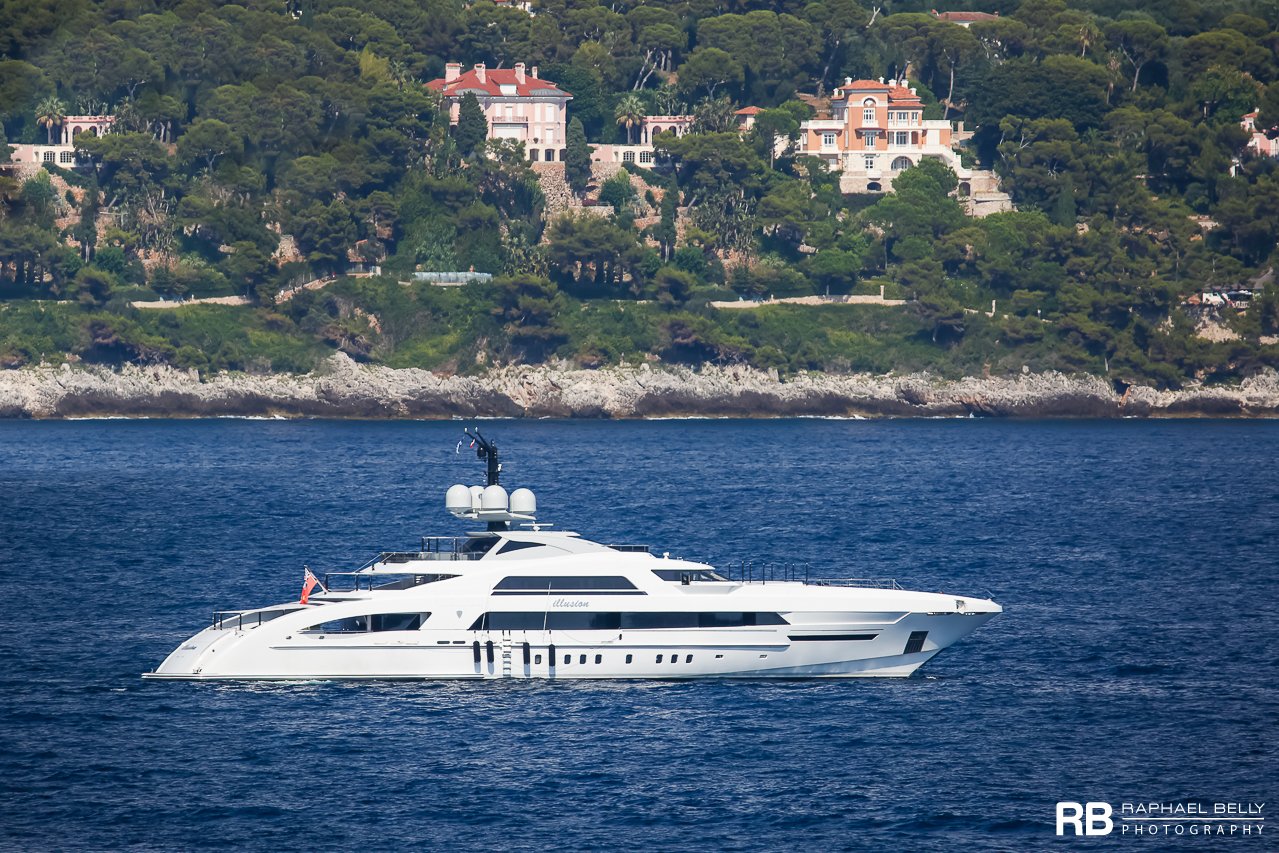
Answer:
300, 567, 321, 604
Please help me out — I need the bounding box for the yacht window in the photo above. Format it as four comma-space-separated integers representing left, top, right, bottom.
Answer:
535, 654, 543, 664
686, 654, 693, 663
469, 612, 546, 631
549, 612, 621, 630
496, 540, 544, 555
594, 654, 602, 664
494, 576, 639, 592
579, 654, 587, 664
671, 656, 678, 664
371, 613, 427, 632
656, 654, 663, 663
303, 616, 368, 633
625, 654, 633, 664
564, 654, 571, 665
651, 569, 728, 583
468, 611, 787, 631
462, 538, 499, 557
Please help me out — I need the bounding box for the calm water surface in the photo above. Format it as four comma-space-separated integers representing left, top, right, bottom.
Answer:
0, 419, 1275, 851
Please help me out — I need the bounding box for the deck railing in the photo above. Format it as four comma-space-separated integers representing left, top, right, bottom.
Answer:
724, 562, 902, 589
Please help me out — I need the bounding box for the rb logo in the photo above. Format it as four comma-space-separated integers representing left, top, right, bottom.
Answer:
1057, 802, 1113, 836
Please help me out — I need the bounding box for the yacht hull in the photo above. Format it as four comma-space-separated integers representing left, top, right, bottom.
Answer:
143, 610, 997, 681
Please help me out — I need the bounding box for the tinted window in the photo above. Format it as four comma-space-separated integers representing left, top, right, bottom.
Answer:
371, 613, 426, 632
652, 569, 728, 582
469, 611, 786, 631
494, 576, 638, 591
546, 612, 621, 630
304, 616, 367, 633
622, 612, 698, 629
496, 540, 544, 555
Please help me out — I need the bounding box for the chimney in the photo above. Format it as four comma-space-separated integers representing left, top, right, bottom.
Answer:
514, 62, 525, 84
845, 76, 852, 86
910, 87, 917, 95
474, 63, 486, 84
531, 65, 539, 79
445, 62, 461, 83
878, 77, 884, 84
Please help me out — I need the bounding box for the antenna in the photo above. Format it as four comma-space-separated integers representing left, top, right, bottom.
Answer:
464, 428, 500, 487
463, 428, 506, 530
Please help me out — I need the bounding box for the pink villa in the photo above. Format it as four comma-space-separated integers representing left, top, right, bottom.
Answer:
6, 114, 114, 174
596, 107, 762, 165
1242, 111, 1279, 158
426, 62, 571, 162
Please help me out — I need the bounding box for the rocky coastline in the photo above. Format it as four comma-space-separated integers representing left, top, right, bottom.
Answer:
2, 353, 1279, 420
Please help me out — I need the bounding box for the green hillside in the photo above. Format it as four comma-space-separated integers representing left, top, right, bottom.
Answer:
1, 0, 1278, 387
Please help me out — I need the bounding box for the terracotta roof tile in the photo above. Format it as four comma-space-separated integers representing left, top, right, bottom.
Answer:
426, 67, 571, 99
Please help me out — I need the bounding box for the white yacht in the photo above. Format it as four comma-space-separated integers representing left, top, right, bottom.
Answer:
145, 431, 1001, 681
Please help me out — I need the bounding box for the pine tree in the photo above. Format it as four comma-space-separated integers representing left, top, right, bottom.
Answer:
564, 117, 592, 199
454, 92, 488, 159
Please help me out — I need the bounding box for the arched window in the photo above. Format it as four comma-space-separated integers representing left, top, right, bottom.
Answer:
622, 150, 635, 163
559, 148, 567, 161
530, 149, 539, 162
42, 150, 54, 163
72, 127, 82, 137
545, 149, 553, 161
958, 181, 971, 197
891, 156, 912, 171
90, 127, 99, 136
867, 181, 882, 192
60, 151, 74, 163
639, 151, 653, 164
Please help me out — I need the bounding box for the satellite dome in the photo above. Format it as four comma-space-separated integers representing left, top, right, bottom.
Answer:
510, 488, 537, 515
468, 485, 484, 510
445, 484, 471, 514
481, 485, 509, 511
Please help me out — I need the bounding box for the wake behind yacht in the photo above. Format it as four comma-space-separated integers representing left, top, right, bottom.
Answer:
145, 431, 1000, 681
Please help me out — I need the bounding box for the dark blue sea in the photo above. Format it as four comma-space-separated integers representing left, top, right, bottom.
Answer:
1, 419, 1275, 851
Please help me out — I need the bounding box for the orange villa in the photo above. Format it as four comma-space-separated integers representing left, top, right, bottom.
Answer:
797, 77, 1009, 212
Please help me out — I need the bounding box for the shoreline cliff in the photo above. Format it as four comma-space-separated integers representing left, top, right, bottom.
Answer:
2, 354, 1278, 420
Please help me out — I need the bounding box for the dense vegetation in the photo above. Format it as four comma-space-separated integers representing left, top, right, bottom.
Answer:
1, 0, 1278, 386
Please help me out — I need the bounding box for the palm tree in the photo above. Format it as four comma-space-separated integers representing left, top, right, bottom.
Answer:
614, 94, 645, 145
36, 96, 67, 145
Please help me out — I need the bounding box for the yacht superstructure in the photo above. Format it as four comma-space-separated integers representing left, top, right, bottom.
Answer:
145, 431, 1000, 681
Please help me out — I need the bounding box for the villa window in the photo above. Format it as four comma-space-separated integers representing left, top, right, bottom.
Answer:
864, 155, 875, 171
893, 131, 909, 146
892, 156, 913, 171
822, 132, 836, 149
42, 151, 54, 162
623, 151, 635, 163
863, 130, 878, 146
60, 151, 74, 163
862, 107, 875, 125
639, 151, 653, 164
